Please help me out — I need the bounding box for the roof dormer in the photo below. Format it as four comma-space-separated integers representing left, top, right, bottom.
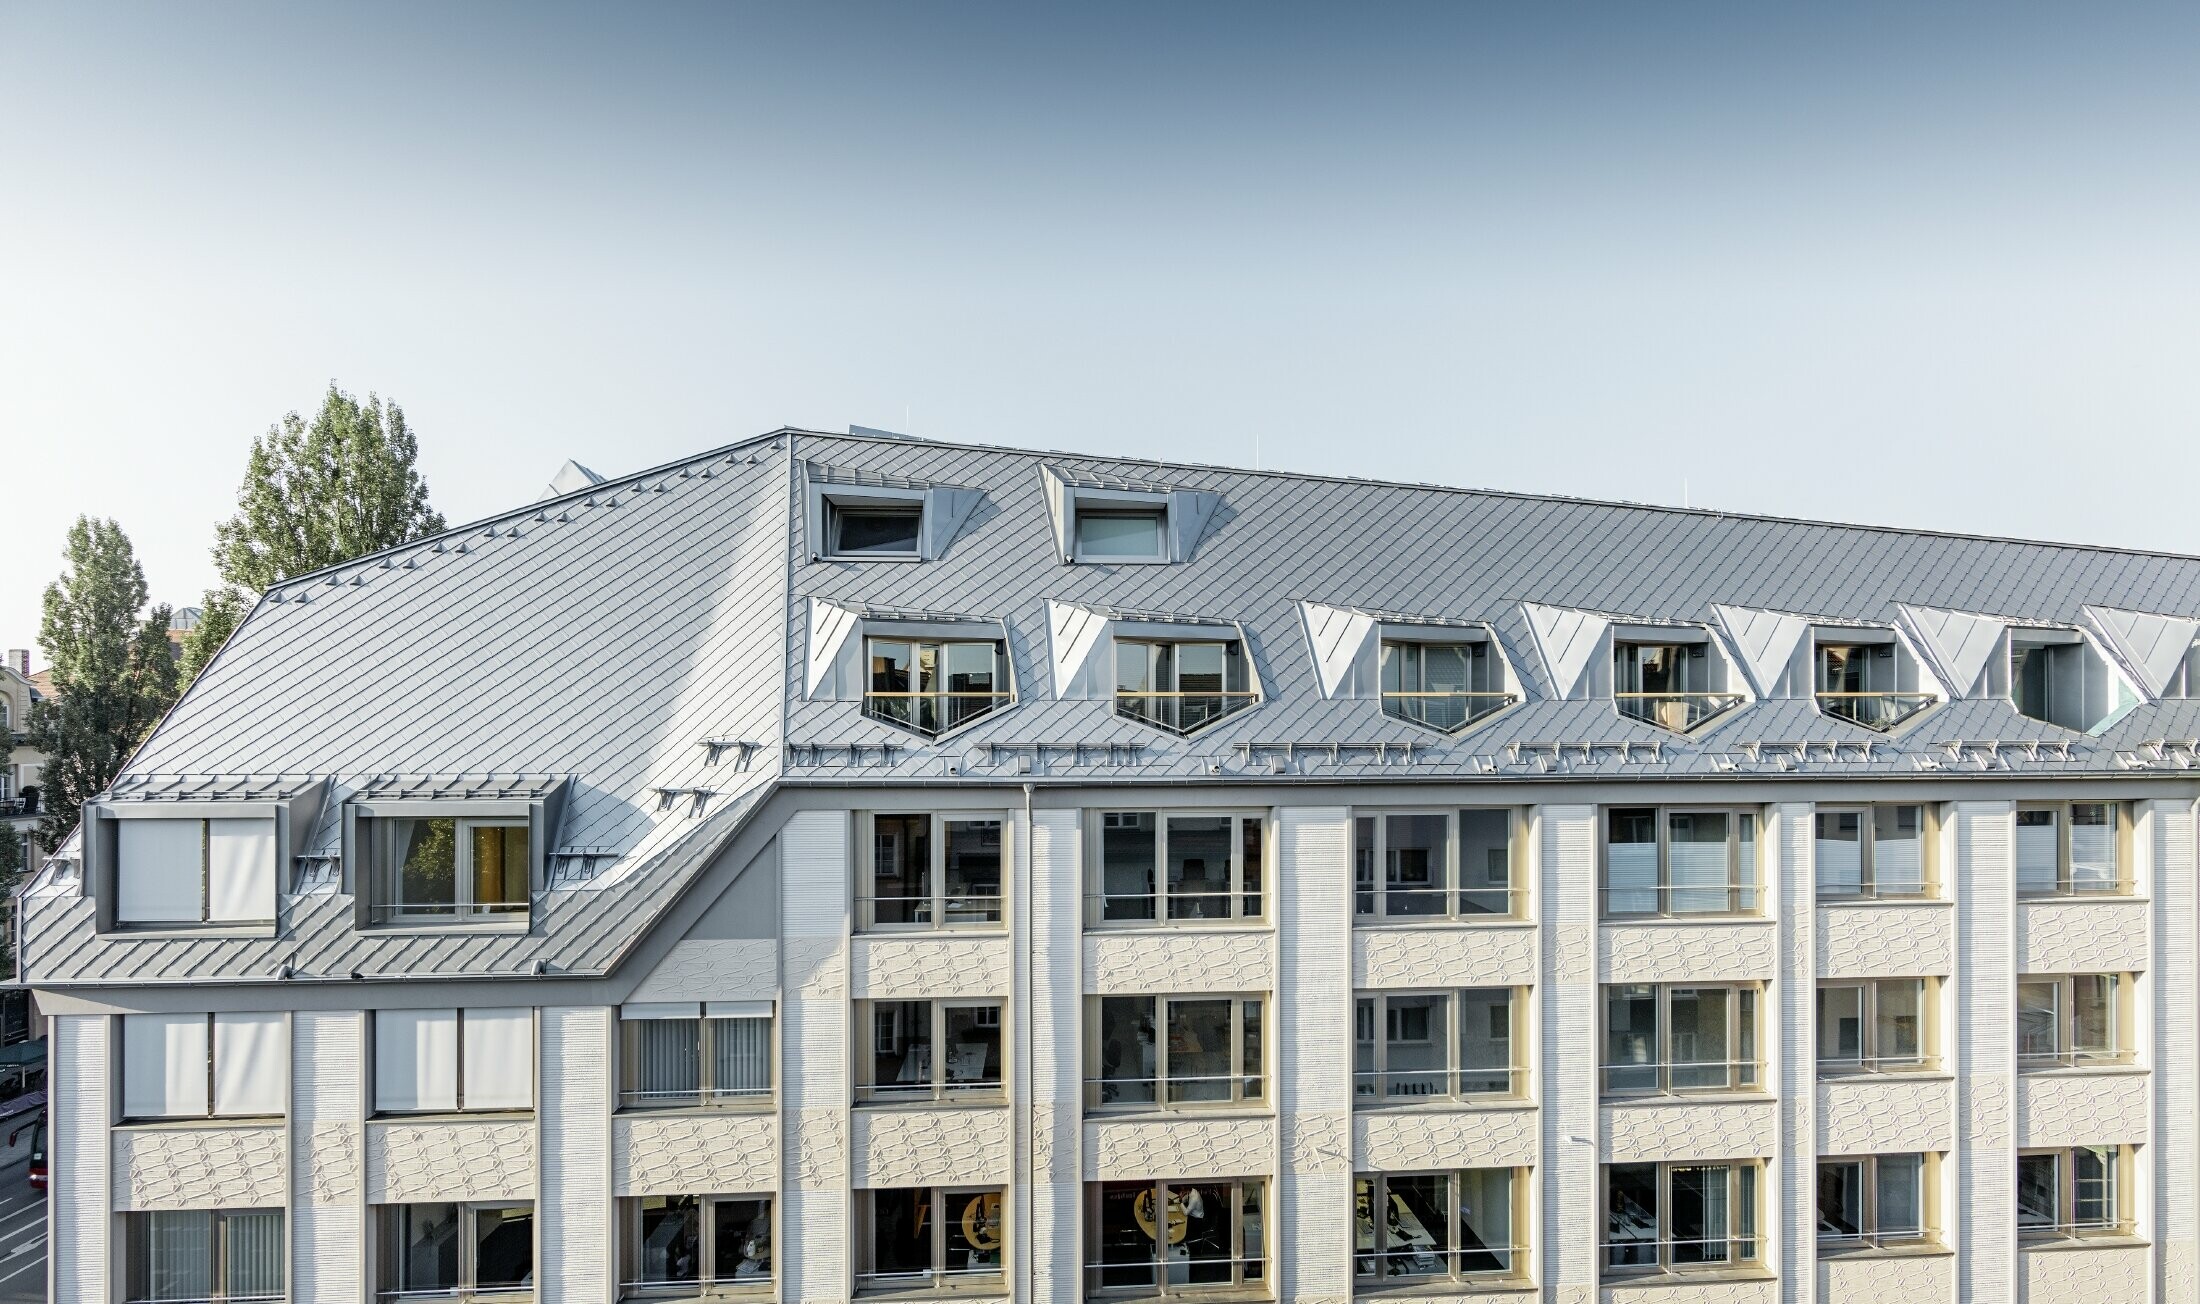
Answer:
803, 463, 982, 563
1049, 601, 1261, 735
1040, 465, 1221, 565
1299, 601, 1521, 734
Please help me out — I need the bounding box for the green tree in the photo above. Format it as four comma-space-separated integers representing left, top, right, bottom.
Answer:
0, 819, 22, 974
179, 383, 446, 679
25, 517, 178, 851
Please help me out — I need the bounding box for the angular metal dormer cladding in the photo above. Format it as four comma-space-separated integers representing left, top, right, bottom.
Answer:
805, 598, 1016, 739
1897, 604, 2143, 735
1040, 463, 1223, 565
801, 460, 984, 562
2084, 606, 2200, 701
1298, 601, 1523, 735
76, 774, 331, 935
1710, 605, 1945, 733
1519, 602, 1752, 735
1049, 600, 1263, 736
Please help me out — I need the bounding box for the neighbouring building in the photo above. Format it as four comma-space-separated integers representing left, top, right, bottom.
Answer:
17, 426, 2200, 1304
2, 650, 45, 870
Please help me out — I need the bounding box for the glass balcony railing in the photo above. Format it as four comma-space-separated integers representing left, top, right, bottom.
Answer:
1816, 691, 1937, 731
1114, 691, 1258, 734
1380, 690, 1519, 731
862, 690, 1012, 736
1615, 692, 1744, 732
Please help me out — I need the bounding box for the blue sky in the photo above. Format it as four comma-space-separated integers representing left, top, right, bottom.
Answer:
4, 3, 2198, 654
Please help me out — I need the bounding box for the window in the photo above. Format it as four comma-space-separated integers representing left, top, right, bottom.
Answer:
620, 1006, 772, 1109
864, 638, 1011, 736
369, 817, 530, 925
114, 816, 276, 926
2015, 803, 2128, 896
2017, 1147, 2130, 1240
1817, 980, 1935, 1074
1817, 1154, 1932, 1251
1603, 1161, 1762, 1276
1115, 639, 1255, 734
859, 1001, 1004, 1104
374, 1009, 534, 1113
1088, 995, 1265, 1109
121, 1013, 286, 1121
1603, 808, 1759, 917
1613, 641, 1741, 732
620, 1195, 772, 1296
1815, 806, 1932, 899
377, 1202, 534, 1301
1353, 1169, 1522, 1284
1603, 984, 1760, 1096
2016, 975, 2129, 1069
1815, 641, 1935, 731
2009, 632, 2134, 732
1353, 809, 1520, 919
1075, 505, 1168, 562
125, 1209, 284, 1303
864, 814, 1006, 929
1379, 640, 1512, 731
1092, 811, 1264, 925
1087, 1179, 1265, 1296
827, 499, 923, 559
1354, 989, 1520, 1103
858, 1187, 1005, 1293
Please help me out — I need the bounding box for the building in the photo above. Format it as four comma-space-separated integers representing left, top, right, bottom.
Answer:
2, 650, 46, 870
17, 426, 2200, 1304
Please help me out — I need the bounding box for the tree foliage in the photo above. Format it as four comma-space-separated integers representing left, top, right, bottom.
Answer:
26, 517, 177, 850
180, 383, 446, 679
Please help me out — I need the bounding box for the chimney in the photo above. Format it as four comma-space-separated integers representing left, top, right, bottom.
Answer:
4, 650, 24, 677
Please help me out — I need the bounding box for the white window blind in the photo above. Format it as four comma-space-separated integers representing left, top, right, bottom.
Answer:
212, 1012, 287, 1116
123, 1013, 209, 1118
1875, 831, 1923, 893
206, 819, 277, 922
2071, 815, 2116, 889
1815, 833, 1862, 895
461, 1008, 534, 1110
375, 1009, 458, 1112
1668, 840, 1728, 913
2016, 813, 2060, 893
1607, 843, 1658, 913
115, 820, 205, 924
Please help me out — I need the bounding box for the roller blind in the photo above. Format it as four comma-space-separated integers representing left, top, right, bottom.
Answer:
123, 1013, 209, 1118
212, 1012, 287, 1116
206, 819, 277, 922
375, 1009, 458, 1112
115, 820, 204, 924
461, 1008, 534, 1110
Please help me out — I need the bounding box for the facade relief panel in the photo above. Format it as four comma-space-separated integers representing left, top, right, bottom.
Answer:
1599, 1280, 1776, 1304
1818, 1253, 1954, 1304
365, 1120, 535, 1203
1084, 931, 1274, 994
852, 1106, 1013, 1188
2020, 1244, 2149, 1304
851, 935, 1010, 998
1816, 1076, 1956, 1155
112, 1124, 286, 1211
614, 1112, 778, 1196
1354, 924, 1536, 989
1599, 923, 1775, 984
1815, 903, 1953, 978
1600, 1100, 1776, 1163
627, 938, 779, 1003
2017, 1072, 2151, 1148
2018, 900, 2149, 975
1082, 1116, 1276, 1180
1354, 1106, 1538, 1171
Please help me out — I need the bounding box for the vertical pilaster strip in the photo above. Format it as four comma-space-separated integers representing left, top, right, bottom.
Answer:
1278, 806, 1351, 1304
51, 1013, 109, 1304
538, 1006, 614, 1303
1772, 802, 1815, 1304
782, 811, 852, 1304
2149, 799, 2197, 1303
1954, 801, 2016, 1304
1027, 806, 1083, 1303
291, 1009, 366, 1304
1541, 804, 1598, 1304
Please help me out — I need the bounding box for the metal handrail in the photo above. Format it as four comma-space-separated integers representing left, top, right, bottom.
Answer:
856, 893, 1005, 929
1602, 1233, 1763, 1268
1085, 1071, 1266, 1105
1601, 1057, 1761, 1094
1815, 691, 1938, 731
1615, 692, 1746, 732
1085, 888, 1260, 924
369, 901, 528, 922
618, 1085, 772, 1107
1815, 1054, 1938, 1076
859, 1077, 1006, 1102
618, 1276, 773, 1294
854, 1266, 1004, 1288
2016, 1048, 2132, 1070
1352, 1244, 1527, 1276
1600, 882, 1761, 916
1355, 884, 1526, 919
2018, 1217, 2132, 1239
1085, 1253, 1267, 1280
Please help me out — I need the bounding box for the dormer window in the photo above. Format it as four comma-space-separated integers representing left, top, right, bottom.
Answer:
1380, 639, 1514, 732
1815, 635, 1935, 731
1075, 505, 1168, 562
369, 817, 530, 926
1115, 638, 1255, 734
864, 637, 1011, 737
2007, 630, 2134, 732
826, 499, 923, 559
1613, 638, 1741, 733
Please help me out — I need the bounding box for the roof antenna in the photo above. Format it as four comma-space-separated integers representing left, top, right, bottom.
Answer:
1683, 477, 1690, 509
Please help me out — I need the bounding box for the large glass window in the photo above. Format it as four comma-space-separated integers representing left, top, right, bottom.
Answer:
1353, 810, 1519, 919
621, 1195, 772, 1296
1613, 641, 1741, 732
1087, 1179, 1265, 1296
1603, 1161, 1761, 1276
126, 1209, 284, 1303
1379, 640, 1512, 731
373, 1008, 533, 1114
1090, 996, 1265, 1109
864, 638, 1010, 736
1814, 805, 1931, 899
2015, 803, 2127, 896
1115, 639, 1255, 734
1603, 984, 1760, 1096
2016, 974, 2129, 1069
1816, 980, 1933, 1075
859, 1001, 1003, 1104
863, 813, 1005, 929
1353, 1169, 1522, 1283
1603, 808, 1758, 917
377, 1202, 534, 1300
1817, 1154, 1931, 1251
2017, 1148, 2130, 1239
620, 1010, 772, 1109
1815, 641, 1936, 730
1353, 989, 1520, 1103
1093, 811, 1264, 925
858, 1188, 1005, 1293
369, 817, 529, 925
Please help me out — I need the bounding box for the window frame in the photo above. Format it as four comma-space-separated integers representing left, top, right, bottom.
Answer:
1815, 979, 1938, 1076
367, 815, 532, 927
375, 1200, 535, 1301
1611, 639, 1743, 733
618, 1193, 775, 1297
1601, 1160, 1763, 1277
1352, 987, 1524, 1105
2016, 973, 2132, 1071
1084, 1178, 1267, 1297
857, 999, 1007, 1105
1087, 809, 1268, 927
860, 637, 1013, 738
1377, 637, 1515, 733
120, 1012, 288, 1123
1072, 500, 1171, 563
825, 497, 925, 561
1600, 983, 1762, 1098
1112, 637, 1258, 735
1813, 804, 1937, 900
1352, 1167, 1526, 1285
371, 1008, 535, 1117
1600, 806, 1762, 919
125, 1207, 286, 1303
1085, 994, 1268, 1112
1815, 1153, 1936, 1253
856, 1186, 1008, 1294
2014, 802, 2132, 897
1352, 808, 1525, 922
111, 814, 279, 929
860, 812, 1010, 932
618, 1012, 775, 1111
2016, 1146, 2133, 1241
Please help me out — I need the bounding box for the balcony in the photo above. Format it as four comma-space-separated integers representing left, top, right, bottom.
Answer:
1614, 692, 1744, 732
862, 689, 1013, 737
1114, 690, 1258, 735
1816, 691, 1937, 731
1379, 690, 1518, 732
